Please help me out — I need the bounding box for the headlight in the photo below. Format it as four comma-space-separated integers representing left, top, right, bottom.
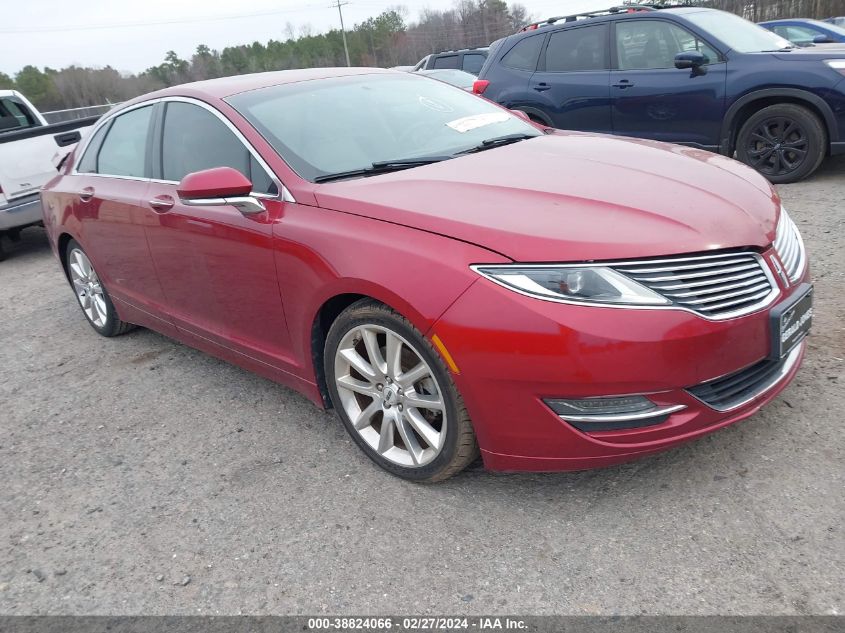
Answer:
824, 59, 845, 76
471, 264, 670, 306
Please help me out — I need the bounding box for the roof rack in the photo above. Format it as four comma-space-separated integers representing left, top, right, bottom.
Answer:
442, 46, 490, 53
518, 3, 674, 32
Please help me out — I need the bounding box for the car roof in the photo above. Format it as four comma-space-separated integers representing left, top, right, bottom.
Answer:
515, 5, 712, 34
128, 67, 397, 103
761, 18, 829, 26
418, 69, 475, 76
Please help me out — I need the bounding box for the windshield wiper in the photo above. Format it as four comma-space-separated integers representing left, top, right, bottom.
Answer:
454, 133, 539, 156
313, 156, 452, 183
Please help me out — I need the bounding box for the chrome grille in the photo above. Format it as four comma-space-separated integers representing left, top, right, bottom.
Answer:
613, 252, 776, 319
773, 209, 806, 283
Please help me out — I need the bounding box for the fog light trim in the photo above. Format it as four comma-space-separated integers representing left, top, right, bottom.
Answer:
544, 396, 686, 432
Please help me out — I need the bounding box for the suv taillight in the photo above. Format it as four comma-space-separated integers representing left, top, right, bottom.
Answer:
472, 80, 490, 95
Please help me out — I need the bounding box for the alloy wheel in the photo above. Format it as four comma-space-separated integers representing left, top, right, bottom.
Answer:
68, 248, 108, 328
745, 116, 808, 177
333, 324, 447, 468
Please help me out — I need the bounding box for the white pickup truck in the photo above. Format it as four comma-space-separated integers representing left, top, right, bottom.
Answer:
0, 90, 99, 260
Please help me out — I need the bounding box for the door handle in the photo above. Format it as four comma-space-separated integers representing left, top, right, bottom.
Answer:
78, 187, 95, 202
533, 82, 551, 92
148, 195, 175, 212
612, 80, 634, 89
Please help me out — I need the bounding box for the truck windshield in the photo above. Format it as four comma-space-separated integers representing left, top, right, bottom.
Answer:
684, 10, 795, 52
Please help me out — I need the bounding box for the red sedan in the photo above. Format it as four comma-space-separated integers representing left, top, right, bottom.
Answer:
41, 68, 812, 481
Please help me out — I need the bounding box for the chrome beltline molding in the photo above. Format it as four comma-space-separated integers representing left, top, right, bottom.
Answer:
70, 96, 295, 204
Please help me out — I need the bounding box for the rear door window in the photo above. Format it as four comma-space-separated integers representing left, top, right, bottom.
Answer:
545, 25, 608, 72
160, 101, 277, 195
0, 97, 38, 132
96, 105, 153, 178
432, 55, 460, 69
76, 124, 110, 173
461, 53, 486, 74
501, 35, 544, 71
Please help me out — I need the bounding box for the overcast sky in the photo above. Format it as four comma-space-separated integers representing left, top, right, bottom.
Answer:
2, 0, 610, 76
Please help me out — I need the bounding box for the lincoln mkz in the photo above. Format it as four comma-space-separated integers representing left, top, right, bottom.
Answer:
41, 69, 812, 481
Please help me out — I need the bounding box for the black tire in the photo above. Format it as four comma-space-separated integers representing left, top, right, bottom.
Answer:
0, 236, 6, 262
64, 239, 135, 337
735, 103, 826, 184
324, 299, 478, 482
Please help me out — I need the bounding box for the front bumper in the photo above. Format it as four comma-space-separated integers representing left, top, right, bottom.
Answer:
0, 193, 42, 231
431, 248, 809, 472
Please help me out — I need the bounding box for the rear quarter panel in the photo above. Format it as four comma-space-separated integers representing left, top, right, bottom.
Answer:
479, 37, 540, 111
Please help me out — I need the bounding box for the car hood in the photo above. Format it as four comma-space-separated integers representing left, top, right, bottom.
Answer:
313, 133, 780, 262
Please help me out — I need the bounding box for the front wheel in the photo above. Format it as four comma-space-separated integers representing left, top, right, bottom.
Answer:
735, 104, 826, 184
65, 240, 135, 337
324, 300, 478, 482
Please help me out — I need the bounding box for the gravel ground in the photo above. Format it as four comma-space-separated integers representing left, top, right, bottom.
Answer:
0, 157, 843, 616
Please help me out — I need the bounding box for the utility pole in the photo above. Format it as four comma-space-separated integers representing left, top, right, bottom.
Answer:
332, 0, 352, 67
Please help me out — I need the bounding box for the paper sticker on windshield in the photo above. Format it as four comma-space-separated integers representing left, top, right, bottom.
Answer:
446, 112, 510, 133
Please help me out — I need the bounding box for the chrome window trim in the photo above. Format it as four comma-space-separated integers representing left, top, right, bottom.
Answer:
67, 173, 150, 183
71, 99, 160, 180
471, 251, 781, 321
71, 96, 296, 203
686, 340, 804, 412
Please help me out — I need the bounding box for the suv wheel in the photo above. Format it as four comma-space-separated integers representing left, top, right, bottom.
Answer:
324, 300, 478, 482
736, 104, 826, 184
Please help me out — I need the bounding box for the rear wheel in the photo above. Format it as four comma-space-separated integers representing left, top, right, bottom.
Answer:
65, 240, 135, 337
736, 104, 826, 184
324, 300, 478, 482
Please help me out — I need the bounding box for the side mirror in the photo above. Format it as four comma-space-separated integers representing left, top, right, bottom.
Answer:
675, 51, 709, 76
674, 51, 708, 70
510, 109, 531, 121
176, 166, 265, 214
813, 34, 834, 44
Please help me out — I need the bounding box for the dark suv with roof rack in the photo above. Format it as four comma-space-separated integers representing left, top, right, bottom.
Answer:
474, 5, 845, 183
413, 48, 489, 75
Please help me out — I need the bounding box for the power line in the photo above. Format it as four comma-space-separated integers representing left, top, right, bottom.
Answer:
332, 0, 352, 67
0, 4, 328, 34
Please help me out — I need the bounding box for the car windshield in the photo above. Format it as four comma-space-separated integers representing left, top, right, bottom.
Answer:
821, 21, 845, 37
684, 9, 795, 52
226, 73, 541, 182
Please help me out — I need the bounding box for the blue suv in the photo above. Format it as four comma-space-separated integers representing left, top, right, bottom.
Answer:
475, 5, 845, 183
